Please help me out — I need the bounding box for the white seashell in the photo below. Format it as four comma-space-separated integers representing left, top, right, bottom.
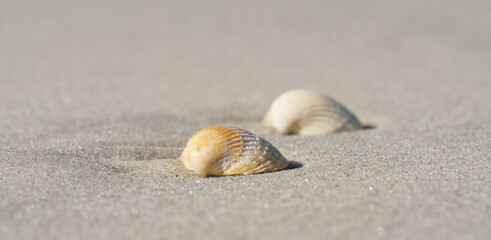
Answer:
263, 89, 363, 135
180, 126, 288, 177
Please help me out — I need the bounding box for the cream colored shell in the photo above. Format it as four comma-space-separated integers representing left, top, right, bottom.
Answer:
263, 89, 363, 135
180, 126, 288, 177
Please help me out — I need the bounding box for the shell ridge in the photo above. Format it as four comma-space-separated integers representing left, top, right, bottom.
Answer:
218, 127, 243, 167
182, 126, 287, 176
264, 90, 363, 135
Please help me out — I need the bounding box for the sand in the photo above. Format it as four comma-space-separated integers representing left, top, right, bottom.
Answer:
0, 0, 489, 239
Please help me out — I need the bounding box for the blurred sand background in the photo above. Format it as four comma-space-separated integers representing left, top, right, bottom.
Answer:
0, 0, 490, 239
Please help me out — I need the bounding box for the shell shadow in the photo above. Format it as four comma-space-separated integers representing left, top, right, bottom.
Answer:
362, 124, 376, 130
285, 160, 303, 170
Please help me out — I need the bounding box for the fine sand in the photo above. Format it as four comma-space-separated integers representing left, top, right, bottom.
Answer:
1, 1, 490, 239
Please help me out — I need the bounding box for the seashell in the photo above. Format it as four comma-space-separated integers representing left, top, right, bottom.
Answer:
263, 89, 363, 135
180, 126, 288, 177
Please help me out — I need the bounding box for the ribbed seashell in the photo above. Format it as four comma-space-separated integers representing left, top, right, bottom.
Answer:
180, 126, 288, 177
263, 89, 363, 135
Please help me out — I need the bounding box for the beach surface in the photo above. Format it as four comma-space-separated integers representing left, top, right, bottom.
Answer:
1, 0, 490, 239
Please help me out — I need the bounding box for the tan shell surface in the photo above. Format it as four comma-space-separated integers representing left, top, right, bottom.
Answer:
180, 126, 288, 177
263, 89, 363, 135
